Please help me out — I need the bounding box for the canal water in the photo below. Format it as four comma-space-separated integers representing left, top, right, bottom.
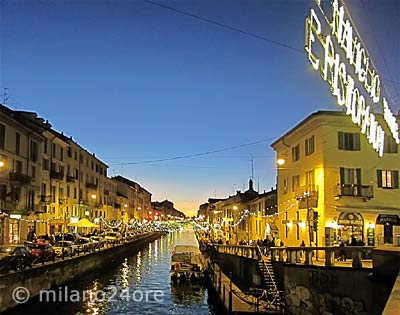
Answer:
9, 230, 224, 315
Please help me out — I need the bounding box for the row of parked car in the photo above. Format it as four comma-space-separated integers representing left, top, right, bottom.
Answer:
0, 230, 146, 274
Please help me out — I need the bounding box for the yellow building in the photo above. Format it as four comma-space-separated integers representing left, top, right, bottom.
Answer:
208, 180, 277, 244
0, 106, 45, 244
272, 110, 400, 248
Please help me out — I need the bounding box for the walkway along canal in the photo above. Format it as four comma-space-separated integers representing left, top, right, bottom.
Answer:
5, 230, 225, 315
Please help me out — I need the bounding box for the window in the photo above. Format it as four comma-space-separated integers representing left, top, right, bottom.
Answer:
0, 124, 5, 149
67, 147, 72, 157
384, 135, 398, 154
51, 186, 56, 203
60, 148, 64, 161
292, 144, 300, 162
30, 140, 38, 162
52, 143, 56, 158
377, 170, 399, 189
340, 168, 361, 185
283, 179, 288, 194
305, 135, 315, 156
305, 169, 315, 188
15, 160, 23, 173
0, 184, 6, 201
74, 151, 77, 160
31, 166, 36, 179
338, 132, 360, 151
42, 158, 49, 170
75, 169, 79, 179
44, 139, 48, 154
67, 185, 70, 198
74, 188, 77, 199
292, 175, 300, 192
41, 183, 47, 196
15, 132, 21, 155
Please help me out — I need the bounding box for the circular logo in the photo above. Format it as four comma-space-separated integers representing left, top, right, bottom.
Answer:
12, 287, 30, 304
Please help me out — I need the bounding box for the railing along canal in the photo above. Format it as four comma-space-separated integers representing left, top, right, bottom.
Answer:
215, 244, 374, 268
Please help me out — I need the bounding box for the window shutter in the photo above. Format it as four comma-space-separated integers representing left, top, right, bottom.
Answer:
377, 170, 382, 188
305, 139, 309, 155
338, 132, 344, 150
354, 133, 360, 151
393, 171, 399, 189
340, 168, 345, 185
356, 168, 361, 185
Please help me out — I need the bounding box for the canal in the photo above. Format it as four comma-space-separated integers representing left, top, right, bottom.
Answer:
8, 230, 223, 315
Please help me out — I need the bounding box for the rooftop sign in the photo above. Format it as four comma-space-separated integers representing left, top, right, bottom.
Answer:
305, 0, 399, 157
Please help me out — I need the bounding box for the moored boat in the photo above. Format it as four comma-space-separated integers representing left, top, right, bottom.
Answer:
170, 244, 204, 281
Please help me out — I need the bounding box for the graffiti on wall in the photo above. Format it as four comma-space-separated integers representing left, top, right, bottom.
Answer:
286, 280, 370, 315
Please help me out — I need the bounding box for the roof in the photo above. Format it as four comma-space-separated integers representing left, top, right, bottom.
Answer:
270, 110, 347, 148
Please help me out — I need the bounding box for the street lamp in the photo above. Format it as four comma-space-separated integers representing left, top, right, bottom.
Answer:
276, 158, 285, 166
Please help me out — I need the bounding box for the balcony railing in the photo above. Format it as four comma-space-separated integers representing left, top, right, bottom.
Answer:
66, 175, 76, 183
336, 184, 373, 198
296, 185, 318, 209
9, 172, 31, 185
50, 170, 64, 180
86, 182, 98, 189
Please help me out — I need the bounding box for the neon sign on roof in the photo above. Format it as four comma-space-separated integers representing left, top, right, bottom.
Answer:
305, 0, 399, 157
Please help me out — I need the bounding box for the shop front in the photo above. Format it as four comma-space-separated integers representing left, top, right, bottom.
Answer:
376, 214, 400, 245
337, 212, 364, 244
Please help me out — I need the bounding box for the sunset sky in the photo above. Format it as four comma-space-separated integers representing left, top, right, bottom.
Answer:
1, 0, 399, 216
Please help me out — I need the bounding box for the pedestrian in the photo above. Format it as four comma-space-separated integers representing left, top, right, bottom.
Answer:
338, 241, 346, 261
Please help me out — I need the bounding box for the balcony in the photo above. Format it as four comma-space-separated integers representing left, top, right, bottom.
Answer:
66, 175, 76, 183
86, 182, 98, 189
336, 184, 373, 199
9, 172, 31, 185
50, 170, 64, 180
295, 185, 318, 209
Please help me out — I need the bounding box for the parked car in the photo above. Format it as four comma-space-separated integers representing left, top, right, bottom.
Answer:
55, 233, 78, 243
74, 237, 94, 253
53, 240, 77, 257
0, 245, 32, 273
26, 242, 56, 264
89, 236, 105, 250
103, 231, 121, 244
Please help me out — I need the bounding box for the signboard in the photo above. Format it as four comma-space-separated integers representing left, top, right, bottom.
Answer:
305, 0, 399, 157
376, 214, 400, 226
337, 212, 363, 226
367, 227, 375, 246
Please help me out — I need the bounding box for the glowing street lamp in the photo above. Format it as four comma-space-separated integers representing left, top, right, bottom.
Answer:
276, 158, 285, 166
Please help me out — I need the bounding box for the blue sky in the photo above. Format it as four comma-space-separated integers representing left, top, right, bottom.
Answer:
1, 0, 399, 216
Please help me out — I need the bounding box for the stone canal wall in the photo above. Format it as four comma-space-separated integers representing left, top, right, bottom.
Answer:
215, 248, 398, 315
214, 252, 261, 290
275, 263, 390, 315
0, 232, 162, 313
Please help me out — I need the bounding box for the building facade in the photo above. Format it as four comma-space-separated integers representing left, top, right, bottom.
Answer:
272, 110, 400, 248
0, 104, 155, 244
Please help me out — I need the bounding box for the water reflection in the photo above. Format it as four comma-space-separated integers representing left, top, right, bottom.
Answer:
8, 231, 220, 315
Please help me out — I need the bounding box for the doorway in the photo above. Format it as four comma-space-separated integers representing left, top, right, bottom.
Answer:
384, 223, 393, 244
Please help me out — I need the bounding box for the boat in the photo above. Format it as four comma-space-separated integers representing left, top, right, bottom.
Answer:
170, 244, 205, 282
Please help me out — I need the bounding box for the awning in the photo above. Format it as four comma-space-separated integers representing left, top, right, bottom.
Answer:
68, 218, 99, 228
376, 214, 400, 226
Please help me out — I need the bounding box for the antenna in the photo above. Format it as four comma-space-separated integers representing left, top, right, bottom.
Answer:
249, 153, 254, 180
